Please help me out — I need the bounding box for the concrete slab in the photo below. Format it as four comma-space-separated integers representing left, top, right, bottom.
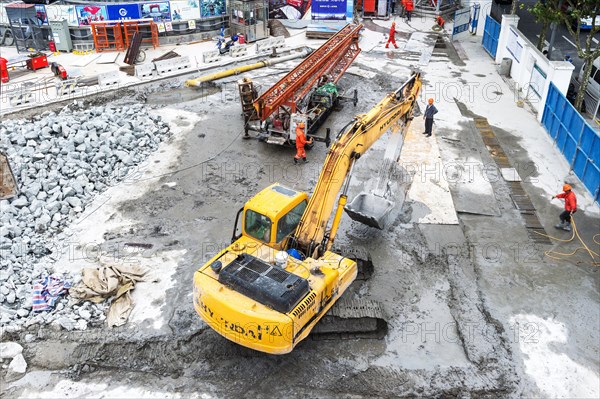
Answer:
434, 115, 501, 217
72, 54, 101, 67
401, 119, 459, 225
346, 66, 377, 79
403, 32, 437, 66
96, 53, 119, 64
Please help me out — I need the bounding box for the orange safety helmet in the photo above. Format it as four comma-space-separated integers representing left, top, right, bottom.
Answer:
297, 122, 305, 129
563, 184, 572, 192
428, 98, 434, 104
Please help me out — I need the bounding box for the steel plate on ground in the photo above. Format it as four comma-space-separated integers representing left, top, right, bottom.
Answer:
510, 194, 535, 211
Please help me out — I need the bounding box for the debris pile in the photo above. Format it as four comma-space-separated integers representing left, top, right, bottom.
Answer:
0, 103, 170, 332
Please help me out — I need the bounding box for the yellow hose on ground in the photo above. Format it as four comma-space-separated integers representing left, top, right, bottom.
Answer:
534, 216, 600, 266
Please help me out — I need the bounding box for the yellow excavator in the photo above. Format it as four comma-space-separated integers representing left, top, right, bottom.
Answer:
193, 73, 422, 354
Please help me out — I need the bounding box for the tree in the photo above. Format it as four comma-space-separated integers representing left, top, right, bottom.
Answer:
525, 1, 562, 51
550, 0, 599, 112
511, 0, 520, 15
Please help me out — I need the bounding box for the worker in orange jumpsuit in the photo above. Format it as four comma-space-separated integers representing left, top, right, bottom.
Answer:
386, 22, 398, 49
294, 122, 312, 164
435, 15, 445, 28
404, 0, 414, 22
552, 184, 577, 231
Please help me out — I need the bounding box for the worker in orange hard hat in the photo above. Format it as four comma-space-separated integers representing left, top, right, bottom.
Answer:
294, 121, 312, 164
404, 0, 414, 22
551, 184, 577, 231
423, 98, 438, 137
386, 22, 398, 49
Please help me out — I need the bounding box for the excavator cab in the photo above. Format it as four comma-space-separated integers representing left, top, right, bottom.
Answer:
231, 184, 309, 251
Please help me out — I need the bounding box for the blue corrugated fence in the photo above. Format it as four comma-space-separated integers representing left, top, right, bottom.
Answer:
542, 83, 600, 203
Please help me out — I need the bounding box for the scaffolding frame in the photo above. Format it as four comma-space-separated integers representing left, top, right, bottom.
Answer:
91, 21, 125, 52
122, 20, 159, 49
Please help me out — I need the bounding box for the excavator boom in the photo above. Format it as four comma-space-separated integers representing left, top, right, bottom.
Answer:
294, 73, 422, 254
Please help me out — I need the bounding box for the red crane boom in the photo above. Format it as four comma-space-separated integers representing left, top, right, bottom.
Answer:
254, 24, 362, 121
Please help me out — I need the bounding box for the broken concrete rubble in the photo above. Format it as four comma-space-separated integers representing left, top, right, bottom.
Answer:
0, 103, 171, 333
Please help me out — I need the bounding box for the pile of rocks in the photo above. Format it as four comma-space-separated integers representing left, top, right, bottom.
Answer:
0, 103, 170, 332
0, 342, 27, 381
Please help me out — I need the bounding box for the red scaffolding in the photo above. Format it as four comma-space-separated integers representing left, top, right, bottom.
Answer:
91, 21, 125, 52
123, 20, 159, 49
254, 24, 363, 121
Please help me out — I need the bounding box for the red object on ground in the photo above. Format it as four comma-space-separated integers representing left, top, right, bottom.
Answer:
48, 41, 56, 52
51, 62, 68, 79
238, 34, 245, 44
26, 54, 49, 71
0, 57, 8, 83
364, 0, 376, 13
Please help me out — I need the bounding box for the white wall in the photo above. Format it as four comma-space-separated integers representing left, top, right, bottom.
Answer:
495, 15, 574, 121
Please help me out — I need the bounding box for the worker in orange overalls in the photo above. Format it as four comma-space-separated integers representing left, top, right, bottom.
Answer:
386, 22, 398, 49
435, 15, 445, 29
552, 184, 577, 231
404, 0, 414, 22
294, 122, 312, 164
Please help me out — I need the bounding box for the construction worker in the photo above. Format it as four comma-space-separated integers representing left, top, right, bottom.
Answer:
552, 184, 577, 231
294, 122, 312, 164
404, 0, 414, 22
423, 98, 438, 137
435, 15, 445, 29
386, 22, 398, 49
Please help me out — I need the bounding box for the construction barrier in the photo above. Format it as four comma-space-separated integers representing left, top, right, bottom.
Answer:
202, 50, 220, 64
154, 56, 192, 75
271, 36, 285, 49
255, 38, 274, 54
98, 72, 121, 88
135, 63, 156, 79
56, 79, 78, 97
230, 44, 249, 58
8, 91, 34, 106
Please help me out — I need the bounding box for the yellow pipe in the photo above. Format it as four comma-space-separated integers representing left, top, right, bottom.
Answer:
326, 194, 347, 251
185, 61, 267, 86
185, 48, 310, 87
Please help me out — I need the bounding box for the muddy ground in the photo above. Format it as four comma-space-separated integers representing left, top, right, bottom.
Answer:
2, 33, 599, 398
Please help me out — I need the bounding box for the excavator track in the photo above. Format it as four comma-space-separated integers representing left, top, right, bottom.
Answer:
312, 298, 387, 340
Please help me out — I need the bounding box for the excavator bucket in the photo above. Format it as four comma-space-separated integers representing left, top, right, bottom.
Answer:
345, 193, 394, 230
0, 151, 19, 200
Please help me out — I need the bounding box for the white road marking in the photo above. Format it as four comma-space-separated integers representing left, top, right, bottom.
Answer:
562, 35, 577, 48
535, 34, 550, 46
593, 37, 599, 44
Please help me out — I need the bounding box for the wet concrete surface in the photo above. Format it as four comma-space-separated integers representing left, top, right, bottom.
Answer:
3, 31, 599, 398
